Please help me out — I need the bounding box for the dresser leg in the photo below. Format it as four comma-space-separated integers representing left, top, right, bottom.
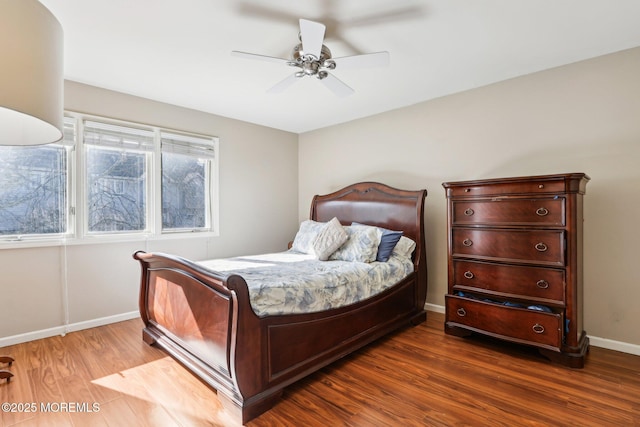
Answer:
538, 336, 590, 368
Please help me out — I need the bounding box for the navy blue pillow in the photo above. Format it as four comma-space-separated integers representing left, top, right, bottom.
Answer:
352, 222, 403, 262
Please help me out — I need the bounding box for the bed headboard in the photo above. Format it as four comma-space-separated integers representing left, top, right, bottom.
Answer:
310, 182, 428, 303
310, 182, 427, 244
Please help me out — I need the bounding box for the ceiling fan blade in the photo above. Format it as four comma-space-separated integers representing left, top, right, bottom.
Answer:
299, 19, 325, 59
267, 74, 300, 94
320, 74, 354, 98
333, 51, 390, 69
231, 51, 289, 65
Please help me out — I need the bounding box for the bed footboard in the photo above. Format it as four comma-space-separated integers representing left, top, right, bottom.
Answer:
134, 251, 257, 410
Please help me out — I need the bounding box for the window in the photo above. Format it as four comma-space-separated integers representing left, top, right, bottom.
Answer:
83, 121, 153, 233
0, 113, 218, 243
161, 132, 216, 231
0, 119, 74, 238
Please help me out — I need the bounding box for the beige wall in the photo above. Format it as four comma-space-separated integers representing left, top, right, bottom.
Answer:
0, 82, 299, 340
299, 47, 640, 346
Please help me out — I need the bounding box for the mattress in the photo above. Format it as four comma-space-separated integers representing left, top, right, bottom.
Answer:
197, 250, 414, 317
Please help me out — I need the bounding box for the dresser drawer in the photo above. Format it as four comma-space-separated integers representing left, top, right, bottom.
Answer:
452, 198, 565, 227
452, 260, 565, 305
452, 228, 565, 266
445, 178, 566, 197
445, 295, 563, 350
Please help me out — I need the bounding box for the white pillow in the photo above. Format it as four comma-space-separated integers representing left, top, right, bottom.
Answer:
312, 217, 348, 261
392, 236, 416, 259
329, 224, 382, 263
291, 220, 325, 254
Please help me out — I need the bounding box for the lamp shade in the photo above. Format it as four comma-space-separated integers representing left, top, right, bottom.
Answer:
0, 0, 63, 146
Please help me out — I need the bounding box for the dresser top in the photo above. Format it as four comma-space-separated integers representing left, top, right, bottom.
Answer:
442, 173, 589, 197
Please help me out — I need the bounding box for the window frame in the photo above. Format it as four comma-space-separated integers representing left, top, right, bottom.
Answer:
0, 120, 75, 243
0, 111, 219, 248
82, 119, 155, 236
159, 130, 219, 234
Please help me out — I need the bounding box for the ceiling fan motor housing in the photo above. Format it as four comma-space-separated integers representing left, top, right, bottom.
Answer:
292, 42, 332, 61
292, 43, 335, 78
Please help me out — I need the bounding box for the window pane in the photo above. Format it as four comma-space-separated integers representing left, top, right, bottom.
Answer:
87, 146, 146, 232
162, 152, 207, 230
0, 145, 67, 235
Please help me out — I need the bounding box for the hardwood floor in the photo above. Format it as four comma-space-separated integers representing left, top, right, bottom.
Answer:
1, 311, 638, 426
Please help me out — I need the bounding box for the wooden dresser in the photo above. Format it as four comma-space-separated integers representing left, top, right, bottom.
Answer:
442, 173, 589, 368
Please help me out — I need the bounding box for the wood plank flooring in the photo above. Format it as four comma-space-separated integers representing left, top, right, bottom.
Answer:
1, 311, 638, 426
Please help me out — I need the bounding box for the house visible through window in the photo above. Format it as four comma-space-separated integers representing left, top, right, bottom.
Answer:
161, 132, 216, 231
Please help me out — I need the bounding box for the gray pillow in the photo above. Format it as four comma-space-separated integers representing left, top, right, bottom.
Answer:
312, 217, 348, 260
392, 236, 416, 259
352, 222, 403, 262
329, 224, 382, 263
291, 220, 324, 254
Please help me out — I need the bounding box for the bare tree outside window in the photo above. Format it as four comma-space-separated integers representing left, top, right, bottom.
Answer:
83, 120, 153, 234
0, 145, 67, 236
86, 147, 146, 232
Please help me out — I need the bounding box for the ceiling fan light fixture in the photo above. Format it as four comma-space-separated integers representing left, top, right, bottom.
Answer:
323, 59, 336, 70
302, 61, 320, 76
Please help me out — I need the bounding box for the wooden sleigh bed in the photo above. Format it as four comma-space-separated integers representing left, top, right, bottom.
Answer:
133, 182, 428, 423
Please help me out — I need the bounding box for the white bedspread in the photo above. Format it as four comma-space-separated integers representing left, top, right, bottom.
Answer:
197, 250, 414, 317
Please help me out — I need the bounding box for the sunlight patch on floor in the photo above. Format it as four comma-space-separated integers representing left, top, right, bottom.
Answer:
91, 356, 241, 426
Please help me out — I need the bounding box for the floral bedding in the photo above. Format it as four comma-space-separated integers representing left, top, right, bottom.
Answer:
197, 250, 414, 317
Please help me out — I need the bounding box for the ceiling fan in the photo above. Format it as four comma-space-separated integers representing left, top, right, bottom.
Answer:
231, 19, 390, 97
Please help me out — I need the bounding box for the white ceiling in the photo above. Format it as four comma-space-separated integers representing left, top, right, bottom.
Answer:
40, 0, 640, 134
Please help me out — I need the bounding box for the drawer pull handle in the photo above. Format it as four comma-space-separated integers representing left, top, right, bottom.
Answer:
464, 188, 471, 193
464, 208, 474, 216
535, 242, 548, 252
464, 271, 474, 279
536, 280, 549, 289
536, 207, 549, 216
532, 324, 545, 334
457, 308, 467, 317
463, 239, 473, 247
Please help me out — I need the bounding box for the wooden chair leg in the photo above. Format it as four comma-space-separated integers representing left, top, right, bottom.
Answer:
0, 356, 14, 367
0, 370, 13, 383
1, 356, 15, 383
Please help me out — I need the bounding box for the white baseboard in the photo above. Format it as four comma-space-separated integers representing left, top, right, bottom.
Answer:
0, 311, 140, 348
3, 307, 640, 358
424, 303, 640, 356
588, 336, 640, 356
425, 303, 445, 314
